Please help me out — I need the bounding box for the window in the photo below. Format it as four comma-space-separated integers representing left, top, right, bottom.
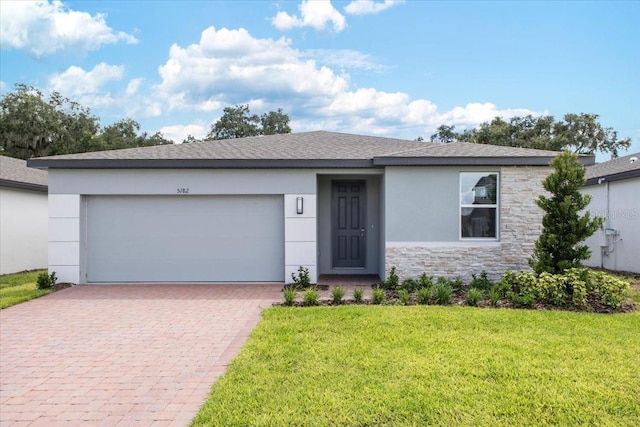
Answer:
460, 173, 499, 239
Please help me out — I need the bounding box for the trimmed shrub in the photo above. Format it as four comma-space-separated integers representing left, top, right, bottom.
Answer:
589, 270, 629, 308
469, 271, 493, 291
36, 271, 57, 290
400, 278, 419, 293
417, 273, 433, 289
382, 267, 399, 290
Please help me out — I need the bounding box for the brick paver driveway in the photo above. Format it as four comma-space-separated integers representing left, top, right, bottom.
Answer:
0, 284, 281, 426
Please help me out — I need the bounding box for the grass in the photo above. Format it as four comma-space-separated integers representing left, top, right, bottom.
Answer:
193, 306, 640, 426
0, 270, 50, 309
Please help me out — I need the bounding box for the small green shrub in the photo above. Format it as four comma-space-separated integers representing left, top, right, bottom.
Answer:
290, 266, 311, 289
400, 278, 419, 293
353, 287, 364, 304
331, 287, 345, 305
589, 270, 629, 308
398, 289, 411, 305
36, 271, 57, 290
417, 288, 431, 305
503, 271, 537, 308
372, 287, 385, 305
302, 288, 319, 306
417, 273, 433, 289
509, 293, 536, 308
488, 286, 501, 307
283, 288, 297, 306
433, 282, 452, 305
382, 267, 399, 290
563, 268, 588, 306
450, 277, 464, 292
466, 288, 483, 306
469, 270, 493, 291
536, 272, 567, 305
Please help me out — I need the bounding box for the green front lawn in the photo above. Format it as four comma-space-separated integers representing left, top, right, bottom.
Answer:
0, 270, 50, 309
193, 306, 640, 426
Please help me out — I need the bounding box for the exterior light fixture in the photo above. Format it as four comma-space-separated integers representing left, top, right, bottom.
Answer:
296, 197, 303, 214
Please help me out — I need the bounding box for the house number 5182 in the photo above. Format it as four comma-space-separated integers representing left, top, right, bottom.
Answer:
177, 188, 189, 194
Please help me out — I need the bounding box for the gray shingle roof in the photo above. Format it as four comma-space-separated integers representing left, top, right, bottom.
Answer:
584, 152, 640, 185
26, 130, 587, 169
0, 155, 48, 191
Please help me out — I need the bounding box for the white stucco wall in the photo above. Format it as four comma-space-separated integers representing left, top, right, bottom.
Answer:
0, 187, 48, 275
583, 177, 640, 273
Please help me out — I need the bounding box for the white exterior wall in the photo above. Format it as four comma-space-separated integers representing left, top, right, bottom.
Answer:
0, 187, 48, 275
284, 194, 317, 282
584, 177, 640, 273
47, 169, 327, 284
48, 194, 81, 283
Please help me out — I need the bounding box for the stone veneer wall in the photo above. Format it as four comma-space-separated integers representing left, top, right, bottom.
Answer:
385, 166, 551, 282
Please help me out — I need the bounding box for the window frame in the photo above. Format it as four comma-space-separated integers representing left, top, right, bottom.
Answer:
459, 172, 500, 241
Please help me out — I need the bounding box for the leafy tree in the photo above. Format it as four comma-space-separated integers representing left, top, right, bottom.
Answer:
429, 124, 457, 143
433, 113, 630, 157
529, 151, 604, 274
181, 134, 201, 144
0, 84, 99, 159
207, 104, 291, 140
260, 108, 291, 135
94, 118, 172, 150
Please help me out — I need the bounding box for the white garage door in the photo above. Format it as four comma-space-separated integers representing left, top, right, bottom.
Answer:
85, 195, 284, 282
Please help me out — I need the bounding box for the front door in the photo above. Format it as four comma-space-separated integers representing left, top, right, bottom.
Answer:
332, 181, 366, 268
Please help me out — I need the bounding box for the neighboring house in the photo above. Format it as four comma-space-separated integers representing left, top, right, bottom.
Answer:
582, 152, 640, 274
27, 131, 593, 285
0, 155, 48, 275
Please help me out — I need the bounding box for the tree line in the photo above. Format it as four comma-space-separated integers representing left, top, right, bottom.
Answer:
426, 114, 630, 157
0, 84, 291, 159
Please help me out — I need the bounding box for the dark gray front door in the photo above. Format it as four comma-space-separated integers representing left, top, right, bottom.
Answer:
332, 181, 366, 268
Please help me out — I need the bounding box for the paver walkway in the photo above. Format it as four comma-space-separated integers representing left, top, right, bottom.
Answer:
0, 284, 281, 426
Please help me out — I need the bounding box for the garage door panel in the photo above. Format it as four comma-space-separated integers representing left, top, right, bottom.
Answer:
86, 195, 284, 282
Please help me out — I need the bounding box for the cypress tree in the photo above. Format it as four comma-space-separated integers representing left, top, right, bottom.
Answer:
530, 151, 604, 274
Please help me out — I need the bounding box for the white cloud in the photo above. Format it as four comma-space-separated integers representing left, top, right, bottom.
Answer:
344, 0, 404, 15
49, 63, 124, 98
0, 0, 137, 57
125, 78, 143, 96
159, 122, 209, 143
153, 25, 538, 139
272, 0, 346, 32
302, 49, 385, 71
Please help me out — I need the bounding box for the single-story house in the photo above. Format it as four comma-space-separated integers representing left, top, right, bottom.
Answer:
27, 131, 594, 284
0, 155, 48, 275
582, 152, 640, 274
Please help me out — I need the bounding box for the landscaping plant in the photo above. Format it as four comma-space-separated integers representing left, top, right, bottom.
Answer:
530, 151, 604, 274
36, 271, 57, 290
283, 288, 297, 306
372, 287, 385, 305
331, 287, 345, 305
352, 287, 364, 304
302, 288, 319, 306
466, 288, 483, 306
290, 266, 312, 288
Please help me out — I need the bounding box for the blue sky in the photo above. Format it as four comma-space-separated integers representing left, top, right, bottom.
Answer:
1, 0, 638, 159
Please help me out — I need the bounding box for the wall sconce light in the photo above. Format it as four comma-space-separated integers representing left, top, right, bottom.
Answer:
296, 197, 303, 214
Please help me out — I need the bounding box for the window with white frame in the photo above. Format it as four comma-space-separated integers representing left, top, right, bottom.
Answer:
460, 173, 499, 239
